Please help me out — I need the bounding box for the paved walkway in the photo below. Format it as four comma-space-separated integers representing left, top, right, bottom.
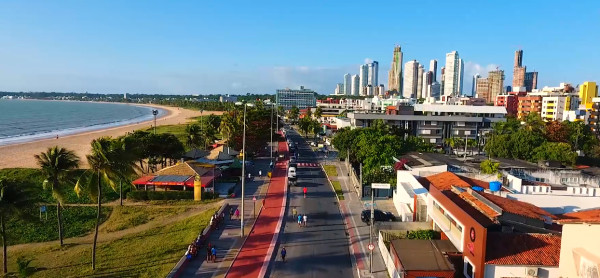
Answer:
225, 140, 288, 277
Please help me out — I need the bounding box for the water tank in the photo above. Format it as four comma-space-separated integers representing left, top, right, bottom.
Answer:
489, 181, 502, 192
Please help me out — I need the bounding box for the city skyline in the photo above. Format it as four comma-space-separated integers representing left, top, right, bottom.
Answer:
0, 1, 598, 94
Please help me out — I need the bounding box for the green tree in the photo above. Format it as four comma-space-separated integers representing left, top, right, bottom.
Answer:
480, 159, 500, 174
75, 137, 139, 270
0, 178, 37, 274
311, 120, 321, 140
492, 116, 520, 135
289, 106, 300, 123
484, 134, 513, 158
185, 124, 203, 149
298, 117, 312, 138
523, 112, 545, 133
533, 142, 578, 165
545, 121, 569, 142
314, 106, 323, 121
201, 125, 218, 149
34, 146, 80, 246
204, 114, 222, 131
510, 129, 546, 160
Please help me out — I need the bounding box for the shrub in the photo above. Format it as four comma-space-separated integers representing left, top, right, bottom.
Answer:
127, 190, 194, 201
406, 229, 440, 240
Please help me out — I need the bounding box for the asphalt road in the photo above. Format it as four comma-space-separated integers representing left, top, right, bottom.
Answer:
267, 128, 355, 278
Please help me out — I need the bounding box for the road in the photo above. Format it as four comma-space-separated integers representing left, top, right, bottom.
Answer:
267, 128, 355, 278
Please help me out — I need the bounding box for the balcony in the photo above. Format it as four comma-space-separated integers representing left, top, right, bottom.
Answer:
430, 207, 463, 251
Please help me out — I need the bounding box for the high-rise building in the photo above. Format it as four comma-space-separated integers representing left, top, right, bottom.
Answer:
334, 83, 343, 95
430, 82, 441, 99
424, 71, 432, 98
472, 74, 480, 97
387, 46, 403, 93
458, 59, 464, 95
403, 60, 419, 99
343, 73, 352, 95
440, 67, 445, 95
476, 77, 489, 100
514, 50, 523, 67
365, 85, 373, 96
443, 51, 463, 96
351, 74, 360, 96
377, 84, 385, 96
359, 64, 368, 92
276, 86, 317, 110
368, 61, 379, 86
580, 81, 599, 109
513, 66, 526, 88
417, 65, 424, 99
524, 71, 538, 92
488, 70, 505, 104
429, 60, 437, 82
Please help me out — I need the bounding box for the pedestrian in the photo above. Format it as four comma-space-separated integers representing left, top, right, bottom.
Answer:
210, 215, 214, 227
303, 214, 307, 227
206, 243, 212, 261
259, 170, 262, 177
235, 208, 240, 219
297, 214, 303, 227
229, 207, 234, 219
248, 173, 251, 180
292, 207, 297, 219
211, 246, 217, 262
281, 247, 287, 262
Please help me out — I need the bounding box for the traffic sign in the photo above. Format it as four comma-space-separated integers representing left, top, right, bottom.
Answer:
368, 243, 375, 251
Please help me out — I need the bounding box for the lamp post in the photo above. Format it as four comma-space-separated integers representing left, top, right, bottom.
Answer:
152, 109, 159, 134
270, 103, 274, 161
236, 102, 253, 238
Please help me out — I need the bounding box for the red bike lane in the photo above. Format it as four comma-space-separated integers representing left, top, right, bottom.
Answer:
225, 141, 288, 278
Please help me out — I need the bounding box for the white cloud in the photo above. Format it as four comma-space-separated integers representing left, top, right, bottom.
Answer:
364, 58, 373, 64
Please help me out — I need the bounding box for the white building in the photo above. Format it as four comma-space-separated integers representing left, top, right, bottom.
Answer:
359, 64, 368, 94
403, 60, 419, 99
429, 59, 437, 82
443, 51, 463, 96
416, 64, 424, 99
351, 74, 360, 96
343, 73, 351, 95
368, 61, 379, 86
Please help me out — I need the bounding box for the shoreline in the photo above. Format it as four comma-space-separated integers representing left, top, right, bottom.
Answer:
0, 104, 218, 169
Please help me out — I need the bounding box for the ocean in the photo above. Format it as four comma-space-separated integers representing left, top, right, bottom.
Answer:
0, 100, 164, 146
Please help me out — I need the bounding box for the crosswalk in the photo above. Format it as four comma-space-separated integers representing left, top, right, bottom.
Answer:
297, 162, 320, 168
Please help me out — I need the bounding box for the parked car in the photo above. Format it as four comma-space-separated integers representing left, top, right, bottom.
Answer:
288, 167, 297, 179
361, 209, 396, 224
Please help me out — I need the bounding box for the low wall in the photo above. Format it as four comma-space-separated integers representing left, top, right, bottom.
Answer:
166, 203, 230, 278
378, 230, 402, 278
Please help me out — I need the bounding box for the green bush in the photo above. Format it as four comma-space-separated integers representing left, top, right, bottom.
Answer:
406, 229, 440, 240
127, 190, 194, 201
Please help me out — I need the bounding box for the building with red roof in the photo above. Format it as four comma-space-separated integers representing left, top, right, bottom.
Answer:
423, 172, 561, 278
556, 208, 600, 277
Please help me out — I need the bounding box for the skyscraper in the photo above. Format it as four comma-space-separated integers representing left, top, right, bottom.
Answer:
443, 51, 463, 96
514, 50, 523, 67
488, 70, 505, 104
351, 74, 360, 96
524, 71, 538, 92
359, 64, 368, 93
417, 64, 424, 99
335, 83, 343, 95
424, 71, 432, 98
403, 60, 419, 99
429, 59, 437, 82
440, 67, 445, 94
387, 46, 403, 93
344, 73, 351, 95
458, 59, 464, 95
430, 82, 441, 99
472, 74, 480, 97
368, 61, 379, 86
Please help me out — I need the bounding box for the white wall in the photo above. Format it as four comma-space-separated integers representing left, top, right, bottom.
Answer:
506, 194, 600, 214
484, 264, 559, 278
409, 165, 448, 177
394, 171, 428, 221
559, 224, 600, 278
379, 231, 403, 278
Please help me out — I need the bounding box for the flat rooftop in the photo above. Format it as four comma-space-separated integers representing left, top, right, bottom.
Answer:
390, 239, 458, 271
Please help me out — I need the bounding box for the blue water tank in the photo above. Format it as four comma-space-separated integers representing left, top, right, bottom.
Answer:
472, 186, 484, 192
489, 181, 502, 192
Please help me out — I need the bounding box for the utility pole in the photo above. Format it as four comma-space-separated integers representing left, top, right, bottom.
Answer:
359, 163, 363, 196
464, 135, 468, 161
270, 103, 274, 161
240, 104, 247, 238
370, 185, 374, 273
152, 109, 158, 134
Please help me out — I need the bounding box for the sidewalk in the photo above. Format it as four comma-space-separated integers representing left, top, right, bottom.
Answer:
225, 140, 288, 277
325, 159, 390, 278
176, 159, 273, 278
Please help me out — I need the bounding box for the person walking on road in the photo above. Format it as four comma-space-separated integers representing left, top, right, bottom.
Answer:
235, 208, 240, 219
297, 214, 303, 227
229, 207, 234, 219
303, 214, 308, 227
281, 247, 287, 262
211, 246, 217, 262
303, 187, 307, 197
206, 243, 212, 261
259, 170, 262, 177
292, 207, 297, 219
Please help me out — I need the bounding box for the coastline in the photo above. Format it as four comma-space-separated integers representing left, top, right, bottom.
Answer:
0, 104, 217, 169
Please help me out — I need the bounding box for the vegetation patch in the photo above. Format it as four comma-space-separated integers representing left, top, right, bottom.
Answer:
6, 207, 218, 278
102, 206, 186, 233
323, 165, 338, 177
331, 181, 344, 200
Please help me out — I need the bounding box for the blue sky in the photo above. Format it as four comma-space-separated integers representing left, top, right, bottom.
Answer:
0, 1, 598, 95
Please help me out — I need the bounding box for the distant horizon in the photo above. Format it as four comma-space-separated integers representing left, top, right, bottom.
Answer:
1, 1, 598, 95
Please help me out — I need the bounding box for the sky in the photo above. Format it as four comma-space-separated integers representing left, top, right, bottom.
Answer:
0, 1, 599, 95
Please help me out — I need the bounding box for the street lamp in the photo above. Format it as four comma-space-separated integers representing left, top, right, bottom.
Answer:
235, 101, 254, 238
152, 109, 159, 134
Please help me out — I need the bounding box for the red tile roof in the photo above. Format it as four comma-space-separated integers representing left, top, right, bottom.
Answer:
481, 192, 556, 221
458, 192, 500, 221
485, 233, 561, 266
419, 172, 473, 191
558, 209, 600, 224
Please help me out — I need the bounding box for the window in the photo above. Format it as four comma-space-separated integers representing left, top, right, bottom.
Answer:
457, 224, 463, 232
465, 261, 474, 278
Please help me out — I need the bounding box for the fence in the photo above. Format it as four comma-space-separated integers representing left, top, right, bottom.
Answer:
378, 230, 402, 278
345, 159, 362, 197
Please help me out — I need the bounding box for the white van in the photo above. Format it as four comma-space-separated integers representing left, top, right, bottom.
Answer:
288, 167, 297, 179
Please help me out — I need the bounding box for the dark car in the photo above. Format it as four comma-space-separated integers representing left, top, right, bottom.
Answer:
361, 209, 396, 224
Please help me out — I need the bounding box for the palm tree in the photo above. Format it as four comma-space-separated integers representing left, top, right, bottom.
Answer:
0, 178, 37, 274
185, 124, 203, 149
76, 137, 139, 270
34, 146, 80, 246
314, 106, 323, 122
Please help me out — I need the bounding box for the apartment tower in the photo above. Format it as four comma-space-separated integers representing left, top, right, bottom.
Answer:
387, 46, 403, 93
403, 60, 419, 99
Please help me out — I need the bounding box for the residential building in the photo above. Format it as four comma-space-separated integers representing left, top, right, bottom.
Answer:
524, 71, 538, 92
430, 59, 437, 82
579, 81, 598, 109
458, 59, 465, 95
403, 60, 419, 99
472, 74, 480, 97
350, 74, 360, 96
557, 209, 600, 278
589, 97, 600, 136
417, 64, 424, 99
365, 85, 373, 96
347, 104, 507, 144
423, 172, 561, 278
441, 67, 446, 94
387, 46, 403, 93
443, 51, 463, 96
368, 61, 379, 87
488, 70, 505, 104
359, 64, 368, 93
334, 83, 343, 95
377, 84, 385, 96
517, 95, 543, 119
513, 67, 526, 88
475, 77, 489, 101
343, 73, 351, 95
219, 94, 238, 103
495, 90, 526, 116
424, 71, 432, 98
389, 239, 458, 278
276, 86, 317, 110
430, 82, 441, 100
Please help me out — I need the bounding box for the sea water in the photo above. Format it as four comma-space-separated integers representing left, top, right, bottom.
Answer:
0, 99, 164, 146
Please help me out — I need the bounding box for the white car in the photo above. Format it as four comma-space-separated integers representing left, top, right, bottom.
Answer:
288, 167, 296, 178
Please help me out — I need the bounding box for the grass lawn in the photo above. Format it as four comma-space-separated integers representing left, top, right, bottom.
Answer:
7, 206, 218, 277
6, 206, 111, 245
147, 124, 188, 146
323, 165, 338, 177
101, 206, 186, 233
331, 181, 344, 200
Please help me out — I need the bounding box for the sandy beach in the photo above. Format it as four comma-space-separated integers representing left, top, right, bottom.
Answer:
0, 104, 220, 169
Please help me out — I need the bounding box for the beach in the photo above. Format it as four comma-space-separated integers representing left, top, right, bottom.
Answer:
0, 104, 219, 169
